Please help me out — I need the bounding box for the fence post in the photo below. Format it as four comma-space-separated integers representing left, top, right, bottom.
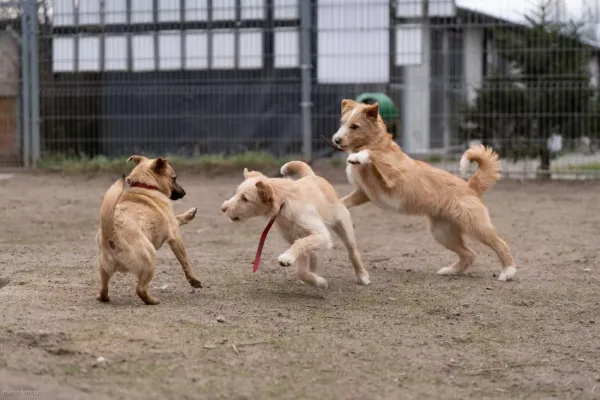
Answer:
20, 0, 31, 168
28, 0, 40, 166
299, 0, 312, 161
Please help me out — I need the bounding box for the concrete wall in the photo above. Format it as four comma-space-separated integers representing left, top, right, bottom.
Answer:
402, 25, 430, 154
463, 27, 483, 104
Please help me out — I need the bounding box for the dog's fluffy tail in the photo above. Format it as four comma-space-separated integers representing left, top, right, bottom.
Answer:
280, 161, 315, 179
459, 144, 501, 196
100, 175, 126, 246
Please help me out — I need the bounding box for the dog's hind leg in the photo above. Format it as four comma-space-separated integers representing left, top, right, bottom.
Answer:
429, 217, 476, 276
308, 251, 318, 272
470, 222, 516, 281
136, 267, 160, 305
296, 253, 328, 289
167, 235, 202, 288
135, 250, 160, 305
97, 259, 113, 302
332, 206, 371, 285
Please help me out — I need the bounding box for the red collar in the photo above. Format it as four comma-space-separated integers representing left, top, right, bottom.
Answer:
252, 201, 285, 273
130, 182, 160, 192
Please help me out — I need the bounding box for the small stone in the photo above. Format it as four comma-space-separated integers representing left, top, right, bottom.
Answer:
216, 315, 225, 323
584, 268, 592, 272
486, 287, 493, 290
0, 277, 9, 289
96, 356, 106, 363
203, 344, 216, 349
388, 297, 398, 301
159, 284, 169, 290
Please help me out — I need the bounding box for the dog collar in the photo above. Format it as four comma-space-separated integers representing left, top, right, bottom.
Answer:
252, 201, 285, 273
130, 182, 160, 192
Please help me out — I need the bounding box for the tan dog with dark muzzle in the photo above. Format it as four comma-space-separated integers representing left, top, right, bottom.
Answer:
96, 155, 202, 305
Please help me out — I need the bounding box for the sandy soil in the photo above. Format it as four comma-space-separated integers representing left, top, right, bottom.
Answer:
1, 169, 600, 400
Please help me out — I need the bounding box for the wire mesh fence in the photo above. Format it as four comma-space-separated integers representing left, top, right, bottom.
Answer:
4, 0, 600, 178
0, 1, 23, 168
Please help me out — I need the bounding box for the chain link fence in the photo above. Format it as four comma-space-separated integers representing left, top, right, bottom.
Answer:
5, 0, 600, 178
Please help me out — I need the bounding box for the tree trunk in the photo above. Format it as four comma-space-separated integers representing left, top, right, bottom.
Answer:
538, 147, 551, 180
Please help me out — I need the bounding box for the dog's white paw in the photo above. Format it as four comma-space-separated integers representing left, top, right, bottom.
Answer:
437, 265, 463, 276
187, 207, 198, 218
347, 150, 370, 165
357, 273, 371, 286
278, 252, 296, 267
314, 276, 329, 289
498, 266, 517, 281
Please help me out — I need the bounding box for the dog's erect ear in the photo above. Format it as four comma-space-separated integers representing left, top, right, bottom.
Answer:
341, 99, 356, 114
243, 168, 250, 179
255, 181, 274, 205
127, 155, 148, 165
364, 103, 379, 120
151, 157, 169, 172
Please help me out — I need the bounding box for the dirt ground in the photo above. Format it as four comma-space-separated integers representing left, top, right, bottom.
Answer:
1, 168, 600, 400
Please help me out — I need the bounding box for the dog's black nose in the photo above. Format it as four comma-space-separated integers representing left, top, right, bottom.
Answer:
333, 138, 341, 145
221, 205, 228, 213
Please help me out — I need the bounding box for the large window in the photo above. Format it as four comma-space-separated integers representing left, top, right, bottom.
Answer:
52, 0, 300, 73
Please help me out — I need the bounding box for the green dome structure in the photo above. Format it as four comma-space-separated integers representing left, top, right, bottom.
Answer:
355, 92, 400, 140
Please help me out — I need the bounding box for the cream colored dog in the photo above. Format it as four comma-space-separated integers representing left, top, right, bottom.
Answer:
220, 162, 371, 288
332, 99, 517, 281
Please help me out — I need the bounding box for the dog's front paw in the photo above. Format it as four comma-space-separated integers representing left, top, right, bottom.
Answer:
96, 295, 110, 302
498, 266, 517, 282
314, 276, 329, 289
187, 207, 198, 219
357, 273, 371, 286
188, 277, 203, 288
278, 252, 296, 267
347, 150, 370, 165
437, 265, 464, 276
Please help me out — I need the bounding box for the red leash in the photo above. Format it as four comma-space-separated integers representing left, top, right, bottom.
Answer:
252, 202, 285, 273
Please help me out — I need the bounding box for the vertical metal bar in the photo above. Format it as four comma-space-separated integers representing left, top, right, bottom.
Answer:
234, 0, 240, 69
21, 1, 31, 168
29, 0, 41, 165
153, 0, 159, 71
299, 0, 312, 161
441, 27, 450, 153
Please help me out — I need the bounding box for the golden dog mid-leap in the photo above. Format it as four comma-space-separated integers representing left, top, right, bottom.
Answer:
331, 99, 517, 282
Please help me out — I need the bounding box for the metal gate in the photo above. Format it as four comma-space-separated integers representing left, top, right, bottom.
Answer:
0, 0, 38, 168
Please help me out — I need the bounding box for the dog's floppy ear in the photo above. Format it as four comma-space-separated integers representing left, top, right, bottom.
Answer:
255, 181, 274, 205
127, 155, 147, 165
364, 102, 379, 120
151, 157, 169, 172
341, 99, 355, 114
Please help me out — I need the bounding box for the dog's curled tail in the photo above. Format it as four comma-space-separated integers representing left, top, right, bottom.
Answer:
100, 175, 126, 247
459, 144, 501, 196
280, 161, 315, 179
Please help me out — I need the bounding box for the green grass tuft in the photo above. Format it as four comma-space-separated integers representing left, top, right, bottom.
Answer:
552, 162, 600, 173
37, 152, 298, 175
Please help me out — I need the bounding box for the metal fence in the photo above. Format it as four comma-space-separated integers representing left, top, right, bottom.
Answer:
5, 0, 600, 178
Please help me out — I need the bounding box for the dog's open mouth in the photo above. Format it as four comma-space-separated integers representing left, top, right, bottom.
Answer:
321, 135, 344, 151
